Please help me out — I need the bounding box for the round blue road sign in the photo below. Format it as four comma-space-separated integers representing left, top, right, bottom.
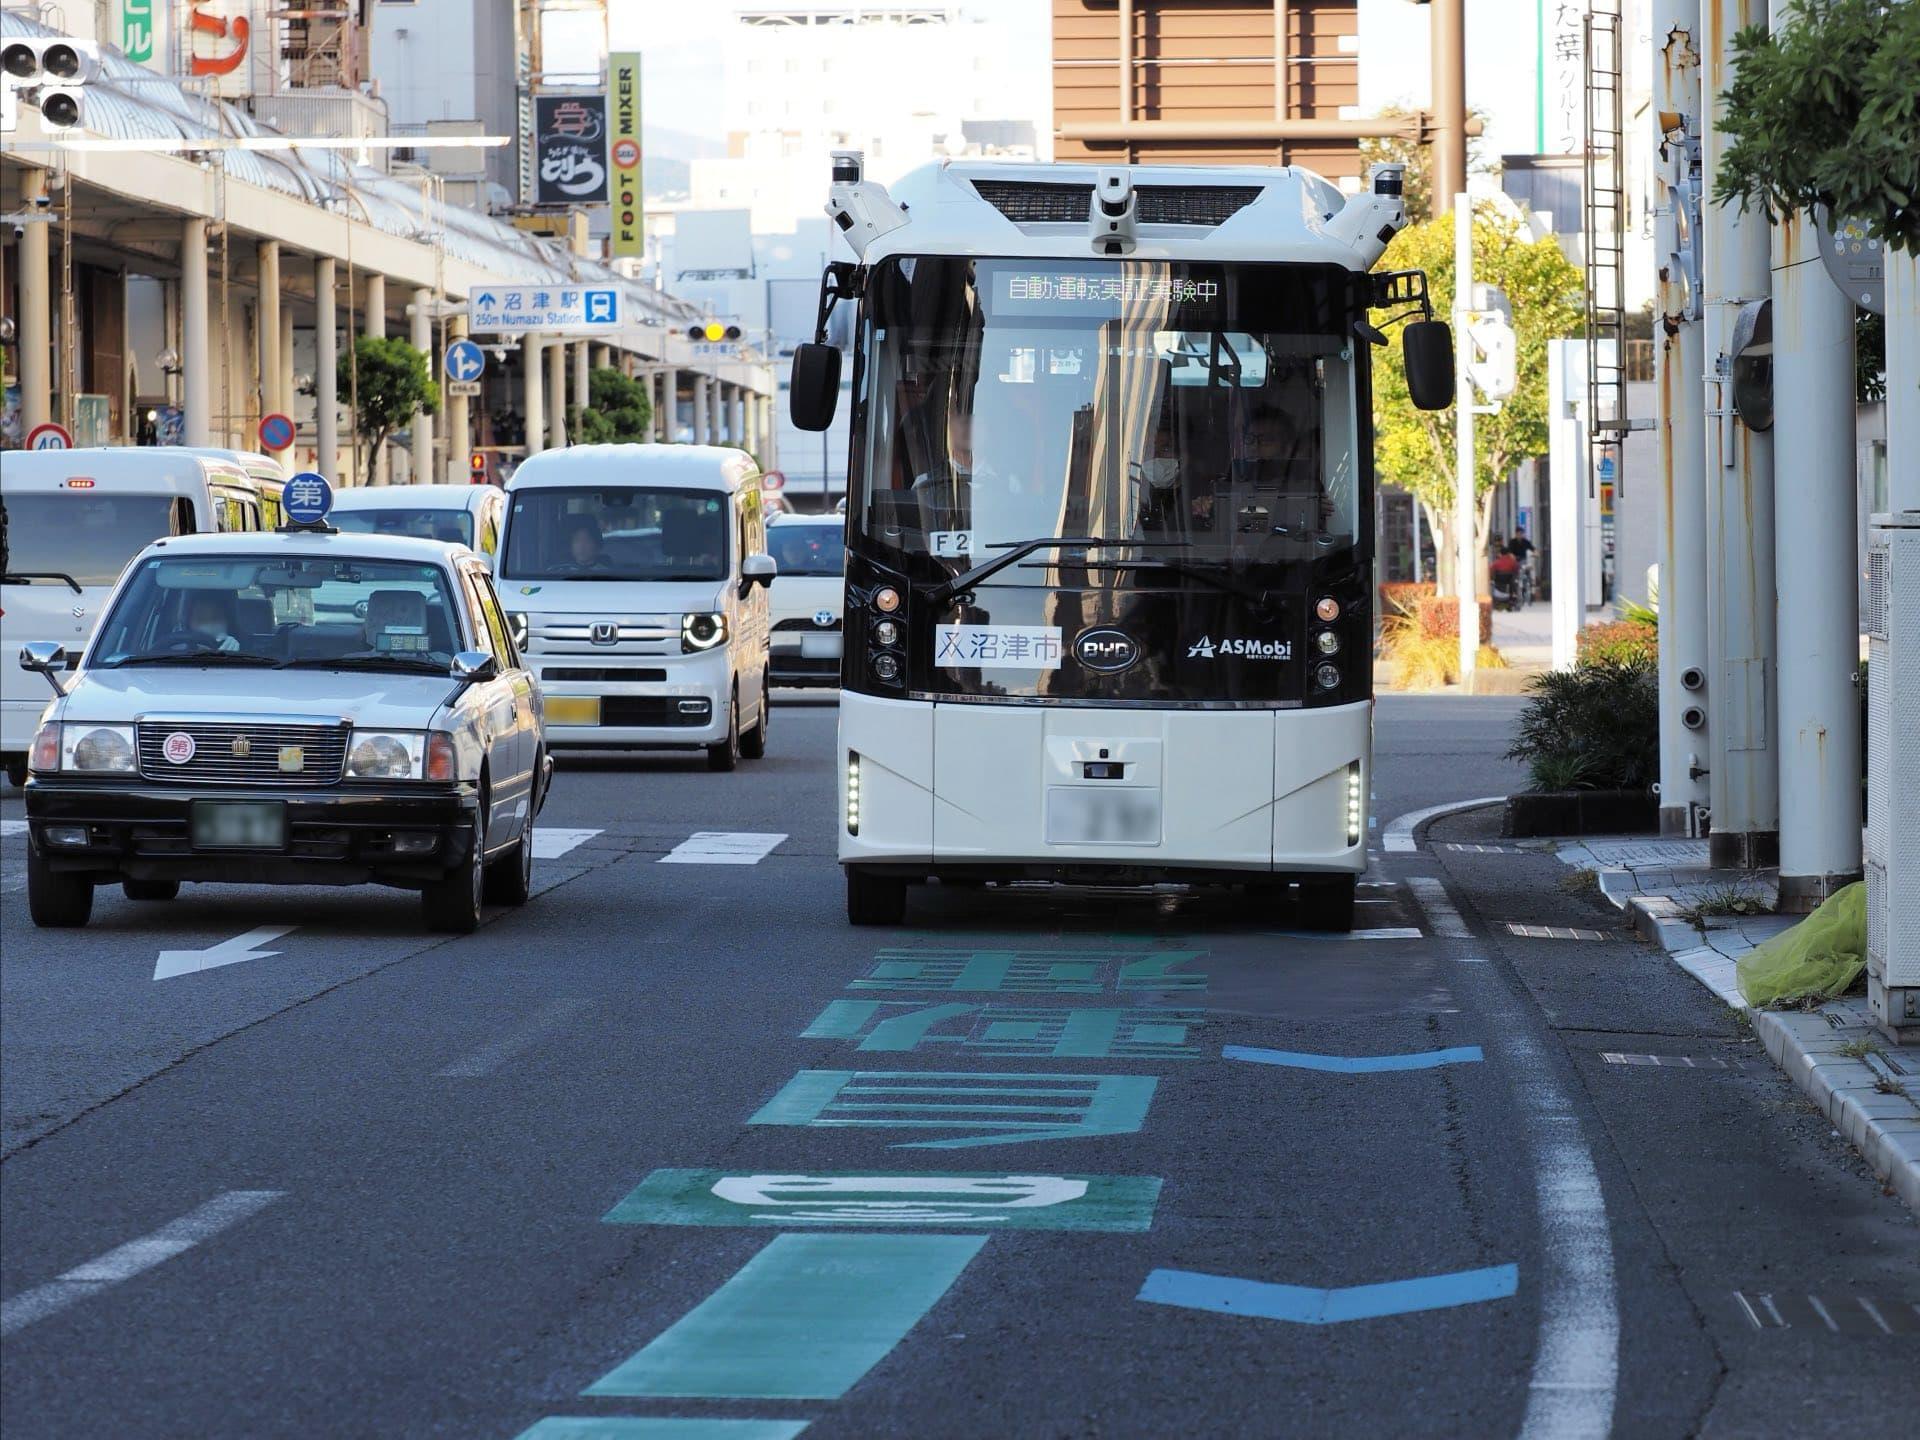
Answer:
283, 472, 334, 526
258, 412, 295, 451
444, 339, 487, 384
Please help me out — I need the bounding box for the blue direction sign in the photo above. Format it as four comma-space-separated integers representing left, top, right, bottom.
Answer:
444, 339, 486, 383
468, 286, 621, 335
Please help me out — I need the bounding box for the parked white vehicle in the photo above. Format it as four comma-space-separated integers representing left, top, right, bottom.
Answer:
765, 512, 846, 688
2, 447, 286, 784
498, 445, 777, 770
19, 485, 548, 934
330, 483, 508, 567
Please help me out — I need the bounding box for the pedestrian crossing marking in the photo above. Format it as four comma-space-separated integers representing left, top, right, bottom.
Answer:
532, 827, 603, 860
660, 832, 787, 865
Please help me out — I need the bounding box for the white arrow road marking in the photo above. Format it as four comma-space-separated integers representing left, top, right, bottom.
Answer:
532, 827, 602, 860
0, 1190, 284, 1337
153, 925, 295, 982
0, 819, 27, 837
659, 831, 787, 865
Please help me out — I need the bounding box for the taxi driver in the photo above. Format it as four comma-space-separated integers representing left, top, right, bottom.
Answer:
186, 593, 241, 652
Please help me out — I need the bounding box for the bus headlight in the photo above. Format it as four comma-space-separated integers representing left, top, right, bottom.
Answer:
872, 619, 901, 648
846, 752, 862, 835
681, 612, 728, 652
1314, 662, 1341, 691
871, 652, 902, 683
66, 724, 136, 773
1315, 629, 1341, 656
1347, 762, 1363, 846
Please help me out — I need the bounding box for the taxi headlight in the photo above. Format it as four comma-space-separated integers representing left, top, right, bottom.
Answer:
346, 729, 426, 779
64, 724, 136, 773
506, 611, 530, 650
682, 612, 728, 652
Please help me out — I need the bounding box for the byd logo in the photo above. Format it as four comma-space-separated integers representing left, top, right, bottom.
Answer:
1073, 628, 1140, 673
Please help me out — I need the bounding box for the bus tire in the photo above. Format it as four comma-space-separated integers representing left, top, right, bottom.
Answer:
1298, 875, 1356, 933
846, 867, 907, 927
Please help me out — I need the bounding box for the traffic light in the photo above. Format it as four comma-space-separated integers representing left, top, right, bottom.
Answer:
1, 38, 96, 132
469, 451, 489, 480
689, 322, 743, 343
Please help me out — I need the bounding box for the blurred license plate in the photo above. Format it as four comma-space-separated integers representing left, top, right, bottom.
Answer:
1046, 788, 1161, 846
546, 696, 602, 725
191, 801, 286, 851
800, 634, 842, 660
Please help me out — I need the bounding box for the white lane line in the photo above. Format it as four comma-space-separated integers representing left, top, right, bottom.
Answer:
152, 926, 295, 982
436, 998, 592, 1078
1382, 796, 1506, 852
532, 827, 603, 860
1405, 876, 1476, 944
658, 831, 787, 865
0, 1190, 284, 1338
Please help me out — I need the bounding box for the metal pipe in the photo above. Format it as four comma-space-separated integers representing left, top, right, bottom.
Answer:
548, 335, 568, 450
257, 241, 282, 421
445, 312, 471, 482
182, 218, 211, 447
1887, 249, 1920, 512
1430, 0, 1468, 213
1118, 0, 1132, 125
1274, 0, 1289, 161
1653, 1, 1711, 835
1770, 0, 1862, 907
18, 170, 52, 434
1057, 117, 1473, 143
1700, 0, 1779, 868
523, 335, 545, 458
573, 340, 590, 426
411, 287, 434, 486
315, 257, 338, 480
1454, 196, 1478, 683
362, 273, 387, 485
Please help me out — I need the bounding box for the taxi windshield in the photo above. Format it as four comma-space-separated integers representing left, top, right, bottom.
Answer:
331, 507, 474, 546
90, 554, 465, 673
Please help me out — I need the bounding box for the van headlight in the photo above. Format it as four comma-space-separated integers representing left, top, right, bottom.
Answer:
63, 724, 137, 773
346, 729, 426, 779
682, 612, 728, 652
506, 611, 530, 650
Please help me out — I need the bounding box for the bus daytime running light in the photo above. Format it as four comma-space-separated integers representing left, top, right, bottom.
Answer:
1314, 662, 1341, 691
846, 752, 862, 835
1346, 762, 1364, 846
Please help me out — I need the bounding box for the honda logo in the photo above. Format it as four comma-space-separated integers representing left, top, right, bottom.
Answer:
590, 621, 620, 645
1074, 627, 1140, 674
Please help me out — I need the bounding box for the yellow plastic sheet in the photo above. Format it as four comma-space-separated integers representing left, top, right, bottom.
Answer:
1736, 882, 1868, 1007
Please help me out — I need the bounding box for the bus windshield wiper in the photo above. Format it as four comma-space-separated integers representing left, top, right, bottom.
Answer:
927, 536, 1188, 604
2, 570, 83, 595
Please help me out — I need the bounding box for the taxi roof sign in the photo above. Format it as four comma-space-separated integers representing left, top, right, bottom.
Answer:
282, 472, 335, 530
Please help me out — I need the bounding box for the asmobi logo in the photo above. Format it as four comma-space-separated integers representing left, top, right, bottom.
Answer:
1187, 636, 1291, 660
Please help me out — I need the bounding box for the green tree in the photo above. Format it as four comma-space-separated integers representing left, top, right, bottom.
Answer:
573, 366, 654, 445
341, 336, 439, 472
1714, 0, 1920, 253
1372, 204, 1586, 596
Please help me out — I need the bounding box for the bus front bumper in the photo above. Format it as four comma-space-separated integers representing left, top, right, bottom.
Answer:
837, 692, 1369, 880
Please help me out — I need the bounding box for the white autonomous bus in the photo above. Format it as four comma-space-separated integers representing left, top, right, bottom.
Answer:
789, 154, 1455, 928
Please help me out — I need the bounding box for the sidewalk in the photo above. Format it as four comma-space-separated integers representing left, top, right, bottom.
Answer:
1549, 835, 1920, 1210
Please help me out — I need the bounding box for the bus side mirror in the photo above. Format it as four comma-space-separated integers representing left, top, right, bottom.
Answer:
790, 343, 841, 431
1403, 320, 1456, 411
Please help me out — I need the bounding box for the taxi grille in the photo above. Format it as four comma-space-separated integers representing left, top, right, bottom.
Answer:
137, 722, 349, 786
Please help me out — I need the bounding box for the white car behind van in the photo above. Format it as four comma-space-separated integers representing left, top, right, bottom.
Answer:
1, 447, 283, 784
330, 483, 508, 568
497, 445, 776, 770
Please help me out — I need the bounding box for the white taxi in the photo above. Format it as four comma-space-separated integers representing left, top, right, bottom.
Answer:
18, 475, 549, 934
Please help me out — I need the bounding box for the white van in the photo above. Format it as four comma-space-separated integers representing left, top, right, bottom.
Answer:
498, 445, 776, 770
330, 483, 507, 568
1, 447, 283, 784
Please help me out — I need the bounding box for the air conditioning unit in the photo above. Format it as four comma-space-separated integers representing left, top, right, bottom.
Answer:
1864, 511, 1920, 1041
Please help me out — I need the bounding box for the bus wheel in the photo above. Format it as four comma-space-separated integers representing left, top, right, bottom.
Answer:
847, 867, 907, 926
1298, 875, 1355, 933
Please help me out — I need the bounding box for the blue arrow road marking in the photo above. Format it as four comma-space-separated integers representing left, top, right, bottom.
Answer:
1222, 1044, 1483, 1072
1137, 1264, 1519, 1324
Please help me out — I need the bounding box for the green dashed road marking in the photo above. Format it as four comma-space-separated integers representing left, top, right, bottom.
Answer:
515, 1420, 809, 1439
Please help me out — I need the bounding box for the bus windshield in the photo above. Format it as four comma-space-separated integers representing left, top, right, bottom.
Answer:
853, 258, 1360, 582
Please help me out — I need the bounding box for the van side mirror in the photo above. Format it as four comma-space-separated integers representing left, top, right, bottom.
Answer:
1403, 320, 1455, 411
790, 343, 841, 432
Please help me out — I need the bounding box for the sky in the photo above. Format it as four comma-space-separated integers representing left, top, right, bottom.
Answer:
581, 0, 1546, 165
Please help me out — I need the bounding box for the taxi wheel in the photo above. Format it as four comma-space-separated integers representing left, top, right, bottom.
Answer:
483, 822, 534, 907
847, 867, 907, 927
5, 758, 26, 788
423, 825, 485, 934
741, 672, 770, 760
28, 848, 93, 928
1297, 875, 1356, 933
123, 879, 181, 902
707, 688, 742, 772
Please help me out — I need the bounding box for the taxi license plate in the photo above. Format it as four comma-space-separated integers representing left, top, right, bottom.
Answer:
191, 800, 287, 851
546, 696, 602, 725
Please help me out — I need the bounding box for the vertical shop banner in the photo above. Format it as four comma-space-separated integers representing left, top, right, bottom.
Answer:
120, 0, 170, 69
610, 52, 644, 258
533, 94, 610, 207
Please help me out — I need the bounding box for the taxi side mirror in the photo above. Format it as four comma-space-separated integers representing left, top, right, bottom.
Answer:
450, 650, 498, 683
20, 642, 68, 696
741, 552, 777, 595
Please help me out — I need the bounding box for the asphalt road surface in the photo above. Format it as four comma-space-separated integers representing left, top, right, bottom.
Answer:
2, 695, 1914, 1438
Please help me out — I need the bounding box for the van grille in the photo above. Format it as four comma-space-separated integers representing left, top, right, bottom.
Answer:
137, 721, 349, 785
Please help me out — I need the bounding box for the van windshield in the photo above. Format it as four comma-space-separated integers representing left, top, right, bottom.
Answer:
1, 493, 192, 587
502, 486, 730, 582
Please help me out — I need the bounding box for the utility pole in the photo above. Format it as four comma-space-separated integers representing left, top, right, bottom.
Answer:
1700, 0, 1778, 870
1455, 195, 1478, 684
1429, 0, 1468, 213
1768, 1, 1861, 906
1653, 3, 1711, 835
